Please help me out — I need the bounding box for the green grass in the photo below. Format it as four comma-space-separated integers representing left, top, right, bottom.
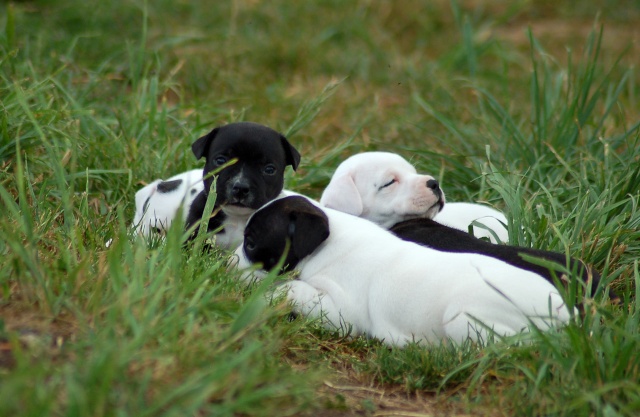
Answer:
1, 0, 640, 416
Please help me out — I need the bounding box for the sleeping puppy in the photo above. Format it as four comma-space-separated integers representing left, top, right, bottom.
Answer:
320, 151, 608, 299
185, 122, 301, 249
133, 169, 204, 237
319, 152, 445, 228
234, 196, 572, 346
320, 151, 508, 243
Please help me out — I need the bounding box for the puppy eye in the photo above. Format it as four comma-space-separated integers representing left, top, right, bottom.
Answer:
379, 179, 396, 189
263, 164, 277, 175
245, 237, 256, 252
215, 156, 227, 165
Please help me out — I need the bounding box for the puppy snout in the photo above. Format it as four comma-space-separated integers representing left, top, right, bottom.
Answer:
231, 181, 251, 198
426, 178, 443, 204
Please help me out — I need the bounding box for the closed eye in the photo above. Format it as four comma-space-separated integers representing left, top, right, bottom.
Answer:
379, 179, 396, 189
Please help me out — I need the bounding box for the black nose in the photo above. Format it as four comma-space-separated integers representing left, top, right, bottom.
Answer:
426, 179, 440, 191
231, 181, 250, 198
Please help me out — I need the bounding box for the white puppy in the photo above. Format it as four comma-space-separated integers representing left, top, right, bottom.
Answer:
133, 169, 204, 237
319, 152, 444, 228
320, 152, 508, 243
234, 196, 571, 346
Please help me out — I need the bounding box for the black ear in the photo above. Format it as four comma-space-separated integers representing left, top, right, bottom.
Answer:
280, 134, 301, 171
288, 208, 329, 260
191, 127, 219, 160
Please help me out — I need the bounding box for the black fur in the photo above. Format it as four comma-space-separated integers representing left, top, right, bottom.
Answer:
186, 191, 227, 235
242, 196, 330, 272
185, 122, 301, 238
157, 179, 183, 193
390, 218, 611, 299
142, 196, 151, 214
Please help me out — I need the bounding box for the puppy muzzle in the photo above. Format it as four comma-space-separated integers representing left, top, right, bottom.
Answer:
223, 177, 259, 209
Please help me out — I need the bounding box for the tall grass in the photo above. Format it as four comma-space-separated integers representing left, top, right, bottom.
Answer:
0, 90, 316, 417
1, 0, 639, 416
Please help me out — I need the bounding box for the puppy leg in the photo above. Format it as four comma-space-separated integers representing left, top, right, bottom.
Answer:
442, 308, 517, 344
442, 301, 532, 344
283, 281, 356, 335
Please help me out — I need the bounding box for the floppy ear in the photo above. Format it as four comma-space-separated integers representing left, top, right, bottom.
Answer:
191, 127, 219, 160
288, 208, 330, 260
280, 134, 301, 171
319, 173, 363, 216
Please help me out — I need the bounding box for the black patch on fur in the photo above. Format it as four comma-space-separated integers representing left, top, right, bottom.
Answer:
157, 179, 183, 193
390, 218, 613, 300
242, 196, 329, 272
143, 196, 151, 213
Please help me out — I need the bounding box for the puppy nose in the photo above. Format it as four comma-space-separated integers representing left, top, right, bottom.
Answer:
231, 181, 250, 198
426, 179, 440, 191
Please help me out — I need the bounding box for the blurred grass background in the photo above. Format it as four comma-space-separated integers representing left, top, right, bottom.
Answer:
1, 0, 639, 416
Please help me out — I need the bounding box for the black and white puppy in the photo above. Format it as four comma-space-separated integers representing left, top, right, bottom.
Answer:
186, 122, 301, 249
133, 169, 204, 237
235, 196, 572, 346
320, 152, 607, 299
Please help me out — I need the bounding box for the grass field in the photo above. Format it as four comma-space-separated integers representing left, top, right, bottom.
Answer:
1, 0, 640, 415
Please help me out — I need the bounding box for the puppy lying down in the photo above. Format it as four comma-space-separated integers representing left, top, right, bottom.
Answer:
132, 122, 301, 249
132, 169, 204, 237
320, 151, 508, 243
320, 152, 607, 299
234, 196, 572, 346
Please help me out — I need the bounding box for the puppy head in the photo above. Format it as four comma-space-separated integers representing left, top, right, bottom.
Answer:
320, 152, 445, 228
191, 122, 301, 215
240, 196, 329, 272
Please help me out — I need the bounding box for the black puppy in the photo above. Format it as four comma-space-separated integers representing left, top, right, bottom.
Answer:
390, 218, 613, 300
186, 122, 301, 249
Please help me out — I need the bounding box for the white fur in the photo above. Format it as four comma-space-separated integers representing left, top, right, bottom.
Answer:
235, 198, 571, 346
132, 169, 204, 237
320, 152, 508, 243
320, 152, 443, 228
436, 202, 508, 243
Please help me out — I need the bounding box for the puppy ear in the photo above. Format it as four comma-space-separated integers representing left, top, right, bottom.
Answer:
191, 127, 219, 160
320, 174, 363, 216
288, 209, 330, 260
280, 134, 301, 171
